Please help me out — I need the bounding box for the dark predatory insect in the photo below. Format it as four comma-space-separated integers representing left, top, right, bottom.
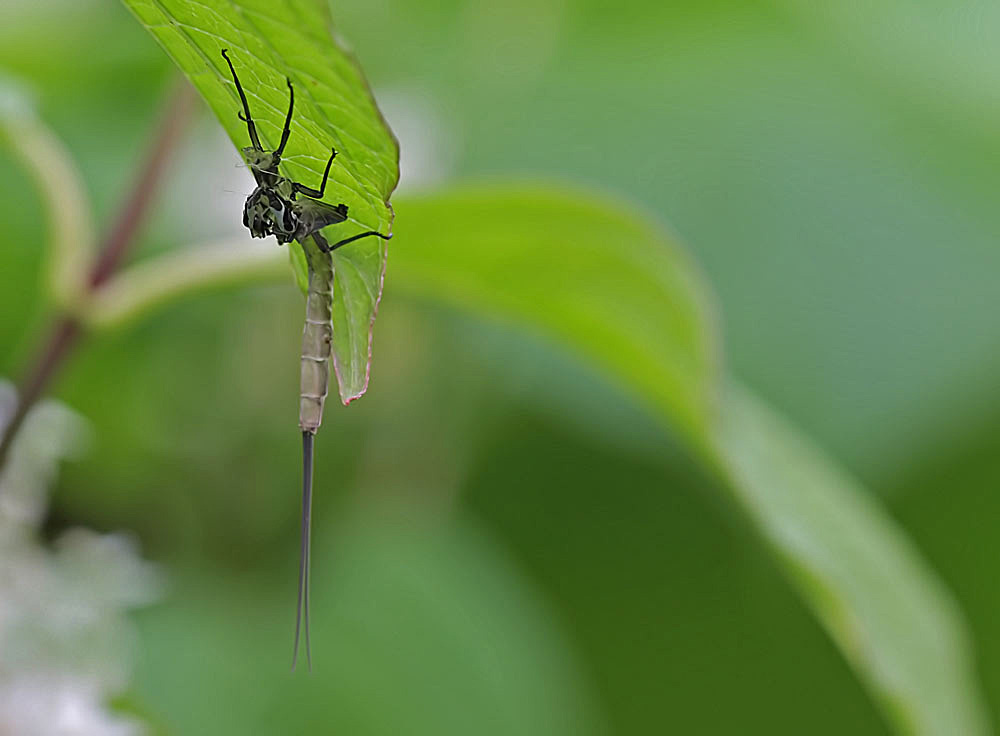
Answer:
222, 49, 391, 672
221, 48, 389, 255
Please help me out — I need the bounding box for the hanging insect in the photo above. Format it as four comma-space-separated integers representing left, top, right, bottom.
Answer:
221, 49, 391, 672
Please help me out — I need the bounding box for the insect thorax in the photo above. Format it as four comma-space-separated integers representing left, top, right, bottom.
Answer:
242, 147, 280, 178
244, 184, 298, 244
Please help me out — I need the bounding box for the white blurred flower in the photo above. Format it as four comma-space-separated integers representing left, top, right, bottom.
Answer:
0, 675, 139, 736
0, 381, 161, 736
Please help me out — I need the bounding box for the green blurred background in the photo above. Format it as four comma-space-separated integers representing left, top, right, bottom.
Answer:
2, 0, 999, 733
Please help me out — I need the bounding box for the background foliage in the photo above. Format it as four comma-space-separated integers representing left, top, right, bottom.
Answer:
2, 0, 999, 733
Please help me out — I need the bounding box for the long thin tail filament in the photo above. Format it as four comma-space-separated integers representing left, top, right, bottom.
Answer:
292, 431, 314, 671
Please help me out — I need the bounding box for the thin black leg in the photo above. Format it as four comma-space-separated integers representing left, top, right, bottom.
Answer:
327, 230, 393, 252
221, 49, 262, 151
274, 78, 294, 158
311, 231, 331, 253
311, 229, 391, 254
293, 148, 337, 199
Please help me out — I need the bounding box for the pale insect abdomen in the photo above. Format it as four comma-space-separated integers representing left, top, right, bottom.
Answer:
299, 240, 334, 433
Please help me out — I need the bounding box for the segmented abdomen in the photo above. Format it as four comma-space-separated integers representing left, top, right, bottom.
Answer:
299, 238, 334, 434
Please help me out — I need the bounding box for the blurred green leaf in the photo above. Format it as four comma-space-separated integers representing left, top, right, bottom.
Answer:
82, 238, 279, 329
0, 76, 94, 311
393, 183, 722, 446
716, 385, 990, 735
135, 516, 602, 736
388, 183, 989, 735
119, 0, 398, 401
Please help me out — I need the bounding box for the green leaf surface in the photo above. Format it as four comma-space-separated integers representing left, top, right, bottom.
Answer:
120, 0, 398, 401
393, 183, 722, 446
326, 229, 388, 402
389, 183, 988, 735
716, 385, 990, 735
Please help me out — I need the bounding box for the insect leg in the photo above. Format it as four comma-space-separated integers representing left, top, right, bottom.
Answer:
292, 148, 337, 199
221, 49, 263, 151
274, 78, 294, 158
325, 229, 393, 252
308, 231, 328, 252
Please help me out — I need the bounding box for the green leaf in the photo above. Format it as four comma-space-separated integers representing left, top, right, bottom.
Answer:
391, 183, 722, 446
0, 75, 95, 311
120, 0, 398, 401
327, 228, 388, 402
81, 238, 280, 329
715, 385, 990, 735
389, 183, 989, 735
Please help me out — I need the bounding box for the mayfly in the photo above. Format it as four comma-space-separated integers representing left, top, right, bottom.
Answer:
222, 49, 391, 671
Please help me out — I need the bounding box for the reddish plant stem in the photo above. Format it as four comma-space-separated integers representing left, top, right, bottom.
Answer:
89, 81, 197, 289
0, 80, 197, 467
0, 321, 81, 464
